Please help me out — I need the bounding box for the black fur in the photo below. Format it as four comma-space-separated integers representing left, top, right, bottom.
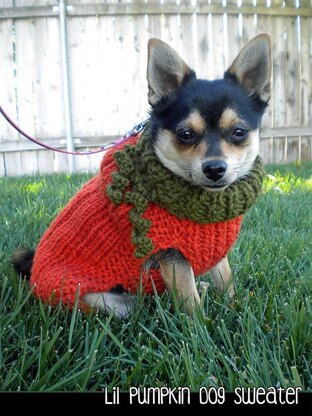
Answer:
150, 75, 268, 144
11, 248, 35, 280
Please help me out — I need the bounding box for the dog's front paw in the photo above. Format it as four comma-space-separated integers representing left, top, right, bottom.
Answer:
197, 280, 210, 292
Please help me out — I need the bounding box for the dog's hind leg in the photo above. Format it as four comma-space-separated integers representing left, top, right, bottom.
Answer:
83, 292, 136, 319
209, 256, 234, 298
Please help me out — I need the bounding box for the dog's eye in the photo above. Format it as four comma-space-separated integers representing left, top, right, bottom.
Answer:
177, 130, 194, 142
231, 128, 248, 144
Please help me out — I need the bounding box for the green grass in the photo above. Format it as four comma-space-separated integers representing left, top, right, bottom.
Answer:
0, 162, 311, 392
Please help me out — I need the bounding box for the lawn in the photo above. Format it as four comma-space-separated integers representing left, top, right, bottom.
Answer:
0, 162, 311, 392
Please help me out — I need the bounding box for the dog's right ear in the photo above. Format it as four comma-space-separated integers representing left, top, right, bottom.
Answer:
147, 38, 195, 106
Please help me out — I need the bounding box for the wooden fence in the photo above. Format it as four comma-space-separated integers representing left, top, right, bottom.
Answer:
0, 0, 311, 177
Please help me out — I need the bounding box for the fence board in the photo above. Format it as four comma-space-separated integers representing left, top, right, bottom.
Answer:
1, 0, 22, 181
211, 2, 227, 79
131, 0, 149, 121
2, 3, 312, 19
0, 153, 5, 176
271, 16, 287, 163
20, 150, 38, 175
0, 37, 17, 140
196, 1, 210, 79
37, 149, 54, 174
53, 151, 69, 173
300, 14, 312, 156
179, 0, 196, 71
0, 0, 17, 142
4, 152, 22, 176
300, 137, 312, 162
256, 3, 273, 131
226, 0, 241, 77
0, 1, 311, 176
286, 15, 301, 161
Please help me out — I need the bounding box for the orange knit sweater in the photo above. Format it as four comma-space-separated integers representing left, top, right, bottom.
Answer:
31, 136, 242, 309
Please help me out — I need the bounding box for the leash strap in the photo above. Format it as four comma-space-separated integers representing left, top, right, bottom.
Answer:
0, 104, 148, 155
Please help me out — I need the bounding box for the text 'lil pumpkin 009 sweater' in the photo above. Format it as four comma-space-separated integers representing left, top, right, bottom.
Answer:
31, 125, 265, 309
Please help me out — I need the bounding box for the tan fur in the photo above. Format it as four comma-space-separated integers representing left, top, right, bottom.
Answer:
79, 35, 271, 320
227, 33, 271, 102
158, 257, 201, 316
155, 128, 209, 185
178, 110, 206, 135
209, 256, 234, 298
147, 38, 192, 105
218, 108, 243, 131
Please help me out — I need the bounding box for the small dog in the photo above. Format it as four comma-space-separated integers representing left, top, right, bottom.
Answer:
13, 34, 271, 318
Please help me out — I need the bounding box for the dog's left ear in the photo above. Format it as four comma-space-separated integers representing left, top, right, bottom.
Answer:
147, 38, 195, 106
225, 33, 271, 103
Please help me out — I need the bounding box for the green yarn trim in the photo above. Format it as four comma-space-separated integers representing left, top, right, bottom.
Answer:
106, 123, 265, 259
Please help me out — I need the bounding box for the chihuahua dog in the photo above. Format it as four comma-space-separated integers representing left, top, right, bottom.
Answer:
13, 34, 271, 318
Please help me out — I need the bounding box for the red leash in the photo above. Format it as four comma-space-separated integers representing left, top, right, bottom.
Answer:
0, 105, 148, 155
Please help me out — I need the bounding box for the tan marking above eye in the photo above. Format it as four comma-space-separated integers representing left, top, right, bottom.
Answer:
220, 129, 259, 156
177, 110, 206, 135
219, 108, 244, 131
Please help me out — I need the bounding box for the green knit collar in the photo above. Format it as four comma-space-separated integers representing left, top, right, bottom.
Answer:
106, 124, 265, 258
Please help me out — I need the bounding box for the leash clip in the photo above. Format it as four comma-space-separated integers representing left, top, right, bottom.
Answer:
125, 119, 148, 138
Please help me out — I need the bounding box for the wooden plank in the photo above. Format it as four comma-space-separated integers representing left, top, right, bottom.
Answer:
20, 150, 39, 175
259, 138, 273, 165
226, 0, 241, 73
271, 16, 287, 162
68, 16, 101, 138
0, 136, 118, 152
14, 16, 64, 140
74, 150, 91, 173
146, 0, 162, 111
179, 0, 196, 71
196, 0, 210, 79
0, 0, 15, 6
0, 153, 5, 177
4, 152, 22, 176
53, 151, 69, 173
37, 149, 54, 174
285, 14, 301, 162
300, 137, 312, 162
255, 3, 273, 132
261, 126, 312, 137
241, 0, 257, 47
33, 17, 64, 138
0, 0, 23, 183
111, 12, 140, 134
86, 152, 103, 174
210, 1, 226, 79
300, 16, 312, 129
272, 137, 287, 164
14, 0, 57, 4
1, 4, 312, 20
0, 0, 18, 142
131, 0, 149, 122
285, 138, 300, 163
14, 18, 37, 137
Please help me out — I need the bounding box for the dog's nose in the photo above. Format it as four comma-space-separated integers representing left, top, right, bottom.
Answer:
202, 160, 227, 182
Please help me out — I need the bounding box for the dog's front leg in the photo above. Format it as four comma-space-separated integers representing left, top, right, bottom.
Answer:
209, 255, 234, 298
153, 249, 200, 316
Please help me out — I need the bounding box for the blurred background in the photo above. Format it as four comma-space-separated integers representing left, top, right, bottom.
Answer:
0, 0, 311, 176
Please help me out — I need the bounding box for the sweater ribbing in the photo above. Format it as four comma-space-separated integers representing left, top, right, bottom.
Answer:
30, 134, 259, 309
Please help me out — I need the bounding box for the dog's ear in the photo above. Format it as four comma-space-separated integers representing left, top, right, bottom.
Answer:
225, 33, 271, 103
147, 38, 195, 106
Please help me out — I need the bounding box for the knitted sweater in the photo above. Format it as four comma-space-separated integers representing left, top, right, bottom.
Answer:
31, 130, 264, 309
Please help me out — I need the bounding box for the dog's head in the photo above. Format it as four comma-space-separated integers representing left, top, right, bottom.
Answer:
147, 34, 271, 190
